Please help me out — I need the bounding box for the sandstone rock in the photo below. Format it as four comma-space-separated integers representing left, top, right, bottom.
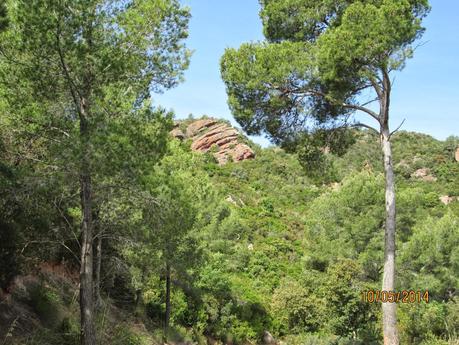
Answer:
439, 195, 454, 205
226, 195, 245, 207
170, 127, 185, 140
411, 168, 437, 182
214, 151, 230, 165
171, 118, 255, 165
185, 118, 218, 137
440, 196, 455, 205
320, 146, 330, 154
455, 147, 459, 162
411, 168, 429, 178
396, 159, 409, 168
191, 127, 239, 151
330, 182, 340, 191
232, 143, 255, 161
226, 195, 238, 206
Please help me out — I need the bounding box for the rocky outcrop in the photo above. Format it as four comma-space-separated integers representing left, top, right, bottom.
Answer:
171, 118, 255, 165
439, 195, 459, 205
170, 128, 185, 140
411, 168, 437, 182
226, 195, 245, 207
185, 118, 219, 138
455, 147, 459, 162
191, 125, 239, 151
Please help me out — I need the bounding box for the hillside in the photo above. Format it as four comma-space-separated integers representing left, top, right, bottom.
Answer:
1, 117, 458, 345
2, 1, 457, 345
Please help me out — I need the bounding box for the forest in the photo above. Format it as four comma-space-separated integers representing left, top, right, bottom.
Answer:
0, 1, 458, 345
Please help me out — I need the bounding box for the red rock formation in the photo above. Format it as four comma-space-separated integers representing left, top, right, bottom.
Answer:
191, 127, 239, 151
170, 118, 255, 165
185, 118, 218, 137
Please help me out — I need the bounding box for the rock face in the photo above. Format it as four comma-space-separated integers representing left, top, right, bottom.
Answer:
171, 118, 255, 165
455, 147, 459, 162
170, 128, 185, 140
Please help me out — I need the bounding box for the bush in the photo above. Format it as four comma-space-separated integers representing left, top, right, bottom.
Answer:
61, 316, 80, 345
112, 325, 149, 345
28, 283, 64, 329
145, 301, 164, 323
271, 278, 326, 335
398, 301, 453, 344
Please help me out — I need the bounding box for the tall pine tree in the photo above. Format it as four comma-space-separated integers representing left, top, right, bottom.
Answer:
0, 1, 190, 344
221, 1, 430, 343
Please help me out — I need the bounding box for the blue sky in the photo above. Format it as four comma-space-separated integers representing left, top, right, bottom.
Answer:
153, 0, 459, 147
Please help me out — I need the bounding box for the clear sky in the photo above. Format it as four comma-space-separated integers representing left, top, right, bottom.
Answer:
153, 0, 459, 147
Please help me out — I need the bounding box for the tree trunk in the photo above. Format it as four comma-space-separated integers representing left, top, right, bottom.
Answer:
94, 234, 102, 308
135, 289, 142, 310
79, 101, 96, 345
380, 128, 399, 345
164, 262, 171, 340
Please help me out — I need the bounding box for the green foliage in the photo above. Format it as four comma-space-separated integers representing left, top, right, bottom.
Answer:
322, 260, 378, 340
112, 325, 150, 345
28, 283, 64, 329
399, 212, 459, 300
304, 171, 385, 273
0, 5, 453, 343
271, 277, 326, 334
0, 1, 8, 32
60, 316, 80, 345
0, 113, 458, 344
0, 1, 191, 344
221, 0, 430, 143
398, 300, 459, 345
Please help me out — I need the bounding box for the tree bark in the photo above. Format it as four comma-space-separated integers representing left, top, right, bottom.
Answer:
79, 100, 96, 345
135, 289, 142, 310
94, 233, 102, 309
380, 127, 399, 345
164, 262, 171, 340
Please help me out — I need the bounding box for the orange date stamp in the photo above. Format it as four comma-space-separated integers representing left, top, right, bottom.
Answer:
361, 290, 429, 303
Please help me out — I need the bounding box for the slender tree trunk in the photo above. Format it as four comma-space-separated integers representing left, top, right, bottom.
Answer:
94, 234, 102, 308
380, 127, 399, 345
79, 100, 96, 345
164, 262, 171, 340
135, 289, 142, 310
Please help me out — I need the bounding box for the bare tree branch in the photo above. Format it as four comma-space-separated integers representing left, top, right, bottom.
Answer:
352, 122, 380, 135
55, 20, 82, 115
341, 103, 380, 122
389, 118, 406, 138
21, 240, 81, 264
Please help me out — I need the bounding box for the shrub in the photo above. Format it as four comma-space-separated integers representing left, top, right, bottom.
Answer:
112, 325, 149, 345
28, 283, 63, 329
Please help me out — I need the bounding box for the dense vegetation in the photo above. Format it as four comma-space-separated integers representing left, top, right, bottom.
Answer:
0, 1, 458, 345
1, 115, 459, 344
220, 1, 430, 343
